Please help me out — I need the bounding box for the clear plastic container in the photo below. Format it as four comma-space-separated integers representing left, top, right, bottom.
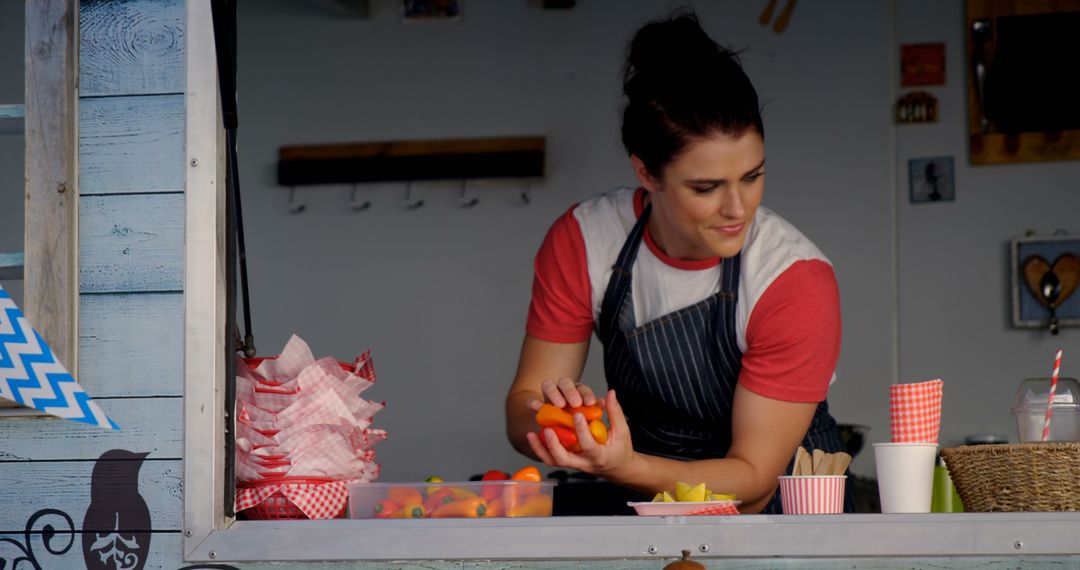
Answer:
348, 480, 556, 519
1010, 377, 1080, 442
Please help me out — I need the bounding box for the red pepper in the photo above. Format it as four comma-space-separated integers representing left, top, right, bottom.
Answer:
547, 425, 582, 453
481, 469, 509, 502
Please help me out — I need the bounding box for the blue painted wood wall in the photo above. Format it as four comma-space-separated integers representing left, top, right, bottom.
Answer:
0, 1, 186, 568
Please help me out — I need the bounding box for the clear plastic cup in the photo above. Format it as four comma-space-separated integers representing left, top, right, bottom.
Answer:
1010, 377, 1080, 442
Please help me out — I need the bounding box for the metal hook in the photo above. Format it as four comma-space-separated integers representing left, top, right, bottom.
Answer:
403, 181, 424, 210
349, 184, 371, 211
520, 181, 532, 205
459, 180, 478, 208
288, 187, 306, 213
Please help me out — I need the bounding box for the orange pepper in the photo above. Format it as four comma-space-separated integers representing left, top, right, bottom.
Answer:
507, 494, 553, 517
510, 466, 544, 499
589, 420, 609, 444
387, 486, 423, 506
430, 496, 487, 518
567, 405, 603, 421
485, 497, 505, 517
390, 503, 425, 518
447, 486, 478, 500
534, 404, 575, 430
423, 488, 455, 513
511, 465, 542, 482
373, 499, 398, 519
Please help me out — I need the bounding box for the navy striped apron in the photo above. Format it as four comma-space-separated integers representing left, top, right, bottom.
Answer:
598, 203, 853, 514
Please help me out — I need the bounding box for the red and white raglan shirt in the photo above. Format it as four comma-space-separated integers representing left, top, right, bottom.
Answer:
526, 187, 841, 403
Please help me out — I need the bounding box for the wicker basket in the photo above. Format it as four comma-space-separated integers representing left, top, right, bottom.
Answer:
941, 443, 1080, 512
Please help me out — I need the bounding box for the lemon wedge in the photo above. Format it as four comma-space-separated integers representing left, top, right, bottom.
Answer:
675, 481, 706, 502
709, 493, 736, 501
651, 491, 677, 503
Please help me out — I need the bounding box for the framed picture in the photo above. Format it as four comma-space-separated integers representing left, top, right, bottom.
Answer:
901, 43, 946, 87
403, 0, 461, 21
1011, 233, 1080, 332
908, 156, 955, 203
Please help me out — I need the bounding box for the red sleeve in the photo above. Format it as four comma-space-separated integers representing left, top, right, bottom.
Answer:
525, 206, 594, 343
738, 260, 841, 403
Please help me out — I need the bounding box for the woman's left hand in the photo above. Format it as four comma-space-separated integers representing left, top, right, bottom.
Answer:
525, 389, 636, 479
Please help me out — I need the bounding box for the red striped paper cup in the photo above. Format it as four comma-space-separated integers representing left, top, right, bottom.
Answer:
778, 476, 846, 514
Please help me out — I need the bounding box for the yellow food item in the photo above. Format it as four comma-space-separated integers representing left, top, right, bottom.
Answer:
675, 481, 706, 502
651, 491, 676, 502
709, 493, 736, 501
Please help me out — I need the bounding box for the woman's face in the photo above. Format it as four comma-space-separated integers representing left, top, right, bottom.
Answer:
636, 130, 766, 260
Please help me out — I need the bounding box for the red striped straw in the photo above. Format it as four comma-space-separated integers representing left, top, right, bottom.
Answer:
1041, 349, 1064, 442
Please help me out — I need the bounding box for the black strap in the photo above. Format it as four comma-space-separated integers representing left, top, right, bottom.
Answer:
598, 204, 651, 341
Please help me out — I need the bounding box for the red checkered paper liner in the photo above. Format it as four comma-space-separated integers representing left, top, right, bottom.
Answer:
890, 379, 943, 443
236, 479, 351, 519
685, 503, 741, 516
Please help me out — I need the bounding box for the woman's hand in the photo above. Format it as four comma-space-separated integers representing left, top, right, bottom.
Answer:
525, 389, 638, 479
525, 377, 601, 412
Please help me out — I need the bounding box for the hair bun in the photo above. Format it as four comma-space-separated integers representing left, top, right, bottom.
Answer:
623, 12, 734, 101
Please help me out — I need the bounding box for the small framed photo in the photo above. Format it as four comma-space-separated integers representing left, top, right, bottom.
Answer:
908, 156, 955, 203
403, 0, 461, 21
901, 43, 946, 87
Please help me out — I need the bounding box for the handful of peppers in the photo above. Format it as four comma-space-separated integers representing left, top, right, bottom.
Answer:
534, 403, 609, 453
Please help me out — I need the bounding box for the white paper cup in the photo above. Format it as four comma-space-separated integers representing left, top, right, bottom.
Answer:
777, 476, 846, 514
874, 442, 938, 513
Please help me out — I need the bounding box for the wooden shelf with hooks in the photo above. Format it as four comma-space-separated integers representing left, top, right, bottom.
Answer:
277, 136, 545, 186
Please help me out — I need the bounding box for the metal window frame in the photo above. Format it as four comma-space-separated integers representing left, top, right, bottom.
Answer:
181, 0, 1080, 563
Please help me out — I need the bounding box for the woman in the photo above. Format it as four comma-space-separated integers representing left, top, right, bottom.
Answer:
505, 11, 851, 515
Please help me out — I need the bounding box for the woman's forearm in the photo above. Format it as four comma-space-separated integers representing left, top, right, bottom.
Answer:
505, 389, 542, 459
608, 452, 779, 513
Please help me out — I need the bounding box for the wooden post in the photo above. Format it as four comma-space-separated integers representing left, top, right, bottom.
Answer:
23, 0, 79, 375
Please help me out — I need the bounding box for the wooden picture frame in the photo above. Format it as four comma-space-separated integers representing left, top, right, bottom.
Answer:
1011, 233, 1080, 331
967, 0, 1080, 165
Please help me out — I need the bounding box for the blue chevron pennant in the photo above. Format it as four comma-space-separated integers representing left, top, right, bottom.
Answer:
0, 285, 118, 430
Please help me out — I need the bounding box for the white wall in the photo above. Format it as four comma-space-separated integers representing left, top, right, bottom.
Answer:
895, 2, 1080, 450
236, 0, 895, 480
0, 0, 25, 305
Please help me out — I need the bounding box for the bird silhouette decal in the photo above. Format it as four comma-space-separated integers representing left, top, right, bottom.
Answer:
82, 449, 152, 570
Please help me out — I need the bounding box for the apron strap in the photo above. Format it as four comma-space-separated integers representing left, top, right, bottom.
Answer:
598, 203, 651, 342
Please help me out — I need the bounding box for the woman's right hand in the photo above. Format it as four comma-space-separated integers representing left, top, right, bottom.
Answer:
526, 377, 602, 412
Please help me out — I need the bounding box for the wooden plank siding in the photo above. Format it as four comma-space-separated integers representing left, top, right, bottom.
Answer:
0, 531, 184, 570
0, 459, 182, 531
0, 397, 181, 461
79, 0, 185, 98
23, 0, 79, 379
79, 94, 184, 196
1, 2, 189, 569
79, 293, 183, 397
79, 193, 185, 293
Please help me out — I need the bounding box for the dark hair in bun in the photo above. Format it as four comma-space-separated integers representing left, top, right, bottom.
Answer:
621, 9, 764, 177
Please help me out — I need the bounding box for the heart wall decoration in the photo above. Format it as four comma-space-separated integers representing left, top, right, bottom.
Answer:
1013, 235, 1080, 334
